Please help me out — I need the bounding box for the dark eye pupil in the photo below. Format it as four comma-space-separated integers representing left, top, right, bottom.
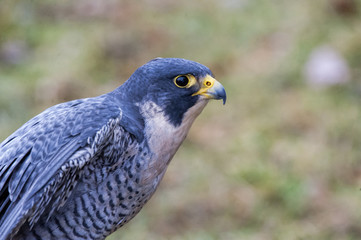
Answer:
176, 76, 189, 87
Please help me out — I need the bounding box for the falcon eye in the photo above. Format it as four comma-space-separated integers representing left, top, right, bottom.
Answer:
174, 75, 190, 88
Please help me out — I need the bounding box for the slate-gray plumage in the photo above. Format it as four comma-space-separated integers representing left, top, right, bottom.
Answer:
0, 58, 226, 240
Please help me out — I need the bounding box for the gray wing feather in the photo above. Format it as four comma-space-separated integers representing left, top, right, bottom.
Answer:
0, 95, 125, 239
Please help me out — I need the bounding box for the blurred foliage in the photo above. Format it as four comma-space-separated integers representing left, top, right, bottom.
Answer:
1, 0, 361, 239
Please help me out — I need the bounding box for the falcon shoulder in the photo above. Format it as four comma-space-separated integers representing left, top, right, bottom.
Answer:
0, 94, 140, 239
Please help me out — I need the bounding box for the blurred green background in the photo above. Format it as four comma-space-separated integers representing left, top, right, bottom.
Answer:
1, 0, 361, 239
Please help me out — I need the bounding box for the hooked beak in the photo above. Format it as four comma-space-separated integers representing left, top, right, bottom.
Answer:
192, 75, 227, 104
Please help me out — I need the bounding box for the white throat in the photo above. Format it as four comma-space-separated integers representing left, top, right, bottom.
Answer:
138, 99, 208, 183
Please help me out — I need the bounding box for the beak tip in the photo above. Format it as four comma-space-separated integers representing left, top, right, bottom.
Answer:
212, 85, 226, 105
219, 88, 227, 105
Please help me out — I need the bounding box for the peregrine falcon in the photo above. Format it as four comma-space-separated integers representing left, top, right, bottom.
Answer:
0, 58, 226, 240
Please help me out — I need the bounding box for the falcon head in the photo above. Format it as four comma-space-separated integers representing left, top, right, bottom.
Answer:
118, 58, 226, 127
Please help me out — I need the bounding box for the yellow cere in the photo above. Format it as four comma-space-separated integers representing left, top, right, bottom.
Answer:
192, 75, 218, 97
203, 75, 215, 89
205, 79, 213, 87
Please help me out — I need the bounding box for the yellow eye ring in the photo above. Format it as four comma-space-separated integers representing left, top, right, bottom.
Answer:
174, 75, 191, 88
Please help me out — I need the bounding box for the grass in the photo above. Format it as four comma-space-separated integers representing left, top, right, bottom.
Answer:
1, 0, 361, 239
